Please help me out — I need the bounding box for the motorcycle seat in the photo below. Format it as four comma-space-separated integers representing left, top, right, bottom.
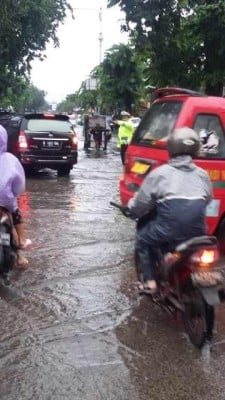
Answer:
175, 235, 218, 253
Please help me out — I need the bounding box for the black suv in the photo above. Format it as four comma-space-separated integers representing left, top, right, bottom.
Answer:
0, 112, 78, 176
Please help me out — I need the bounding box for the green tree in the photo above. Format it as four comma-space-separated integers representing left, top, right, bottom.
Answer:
76, 82, 98, 111
185, 1, 225, 95
23, 84, 47, 112
57, 44, 146, 114
108, 1, 185, 88
1, 80, 48, 112
57, 85, 98, 113
0, 0, 72, 100
98, 43, 145, 112
57, 93, 78, 113
108, 0, 225, 95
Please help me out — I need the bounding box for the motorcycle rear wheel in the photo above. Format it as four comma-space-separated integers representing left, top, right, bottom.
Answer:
182, 290, 215, 348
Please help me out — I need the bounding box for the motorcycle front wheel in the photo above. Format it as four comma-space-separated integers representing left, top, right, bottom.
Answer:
182, 289, 215, 348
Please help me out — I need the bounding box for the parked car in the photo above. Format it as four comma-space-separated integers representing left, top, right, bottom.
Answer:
120, 87, 225, 251
0, 112, 78, 176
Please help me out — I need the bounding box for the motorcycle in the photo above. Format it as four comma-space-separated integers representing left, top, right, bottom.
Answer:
0, 207, 17, 285
110, 201, 225, 348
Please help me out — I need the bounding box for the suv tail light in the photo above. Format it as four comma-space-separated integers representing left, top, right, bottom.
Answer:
71, 131, 78, 149
190, 248, 219, 267
18, 131, 28, 150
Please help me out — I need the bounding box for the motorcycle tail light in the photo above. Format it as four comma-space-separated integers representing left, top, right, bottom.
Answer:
190, 248, 219, 267
18, 131, 28, 149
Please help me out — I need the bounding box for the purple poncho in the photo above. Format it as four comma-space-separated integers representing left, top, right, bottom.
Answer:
0, 125, 25, 212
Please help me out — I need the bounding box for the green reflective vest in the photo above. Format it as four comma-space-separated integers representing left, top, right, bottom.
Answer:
117, 120, 134, 148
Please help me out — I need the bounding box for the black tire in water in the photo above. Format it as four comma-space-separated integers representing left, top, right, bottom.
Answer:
24, 166, 37, 176
182, 290, 215, 348
57, 166, 71, 176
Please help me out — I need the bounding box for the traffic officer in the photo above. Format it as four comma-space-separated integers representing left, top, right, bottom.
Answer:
114, 111, 134, 165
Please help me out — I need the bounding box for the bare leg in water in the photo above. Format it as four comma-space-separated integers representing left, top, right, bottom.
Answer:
12, 209, 31, 267
12, 223, 30, 268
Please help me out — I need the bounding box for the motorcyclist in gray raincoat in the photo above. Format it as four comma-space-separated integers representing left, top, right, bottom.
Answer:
127, 127, 212, 293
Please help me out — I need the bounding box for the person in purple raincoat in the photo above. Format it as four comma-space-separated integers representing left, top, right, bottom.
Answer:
0, 124, 30, 267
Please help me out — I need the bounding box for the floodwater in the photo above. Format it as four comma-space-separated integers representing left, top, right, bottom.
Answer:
1, 128, 225, 400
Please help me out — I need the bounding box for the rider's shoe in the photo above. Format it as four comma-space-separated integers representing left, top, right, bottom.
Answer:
138, 281, 158, 295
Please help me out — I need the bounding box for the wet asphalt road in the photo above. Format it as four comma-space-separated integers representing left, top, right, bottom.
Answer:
1, 128, 225, 400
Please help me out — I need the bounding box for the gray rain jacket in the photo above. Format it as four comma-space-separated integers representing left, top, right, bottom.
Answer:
128, 155, 212, 244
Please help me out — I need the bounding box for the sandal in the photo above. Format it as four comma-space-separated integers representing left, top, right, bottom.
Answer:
138, 283, 158, 295
20, 239, 32, 250
17, 255, 29, 269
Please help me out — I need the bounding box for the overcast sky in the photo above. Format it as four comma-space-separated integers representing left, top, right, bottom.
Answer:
30, 0, 128, 103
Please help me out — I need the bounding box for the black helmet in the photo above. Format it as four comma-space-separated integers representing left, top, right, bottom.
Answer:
167, 127, 200, 158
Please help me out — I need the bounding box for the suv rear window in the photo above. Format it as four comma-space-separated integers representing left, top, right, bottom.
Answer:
25, 118, 72, 133
132, 101, 183, 145
193, 114, 225, 159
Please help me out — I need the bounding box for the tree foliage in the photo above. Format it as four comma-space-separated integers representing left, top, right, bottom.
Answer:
108, 0, 225, 95
0, 0, 71, 100
57, 44, 146, 114
23, 84, 48, 112
0, 80, 48, 112
98, 43, 145, 112
57, 86, 98, 113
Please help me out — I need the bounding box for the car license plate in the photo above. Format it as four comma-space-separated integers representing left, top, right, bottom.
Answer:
43, 140, 60, 148
131, 162, 150, 175
191, 271, 223, 287
0, 232, 10, 246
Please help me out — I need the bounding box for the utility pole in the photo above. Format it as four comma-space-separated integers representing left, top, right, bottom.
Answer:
98, 6, 103, 64
73, 4, 104, 64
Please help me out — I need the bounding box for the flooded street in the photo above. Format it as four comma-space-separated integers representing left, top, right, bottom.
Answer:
1, 128, 225, 400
